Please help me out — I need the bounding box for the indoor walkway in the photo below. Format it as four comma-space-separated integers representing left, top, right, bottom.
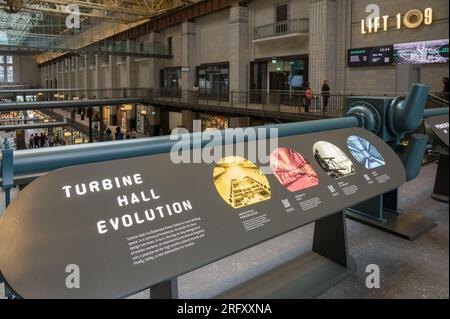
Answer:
0, 163, 448, 299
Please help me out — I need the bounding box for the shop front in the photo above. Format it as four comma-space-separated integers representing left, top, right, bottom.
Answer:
136, 104, 151, 135
62, 127, 89, 145
160, 67, 181, 97
196, 63, 229, 101
250, 55, 308, 105
199, 113, 229, 131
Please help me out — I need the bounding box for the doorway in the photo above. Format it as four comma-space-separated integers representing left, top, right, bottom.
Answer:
270, 71, 290, 91
250, 62, 267, 103
275, 3, 288, 34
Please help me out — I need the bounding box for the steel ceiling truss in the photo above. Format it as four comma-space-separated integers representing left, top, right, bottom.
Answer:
1, 1, 192, 23
0, 0, 191, 54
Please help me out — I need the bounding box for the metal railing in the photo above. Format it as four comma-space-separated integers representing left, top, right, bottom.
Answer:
253, 18, 309, 40
2, 87, 446, 122
1, 88, 150, 101
0, 110, 65, 126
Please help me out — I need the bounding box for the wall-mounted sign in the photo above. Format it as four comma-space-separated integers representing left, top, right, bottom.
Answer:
0, 128, 406, 298
180, 66, 190, 72
394, 39, 449, 64
348, 45, 393, 67
361, 6, 433, 34
121, 104, 133, 111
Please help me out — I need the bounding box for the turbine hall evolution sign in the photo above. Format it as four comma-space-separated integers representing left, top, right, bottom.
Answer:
0, 128, 406, 298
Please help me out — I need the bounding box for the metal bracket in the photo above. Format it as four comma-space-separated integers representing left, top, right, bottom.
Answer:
1, 139, 14, 208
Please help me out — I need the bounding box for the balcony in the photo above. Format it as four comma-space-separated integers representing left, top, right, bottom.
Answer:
253, 18, 309, 42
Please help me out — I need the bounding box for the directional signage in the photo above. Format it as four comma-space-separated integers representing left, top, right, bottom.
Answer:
348, 45, 393, 67
0, 128, 406, 298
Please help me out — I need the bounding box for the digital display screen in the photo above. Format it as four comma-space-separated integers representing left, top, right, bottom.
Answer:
394, 39, 449, 64
347, 45, 393, 67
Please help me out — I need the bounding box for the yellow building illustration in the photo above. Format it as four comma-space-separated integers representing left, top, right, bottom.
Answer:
213, 157, 271, 209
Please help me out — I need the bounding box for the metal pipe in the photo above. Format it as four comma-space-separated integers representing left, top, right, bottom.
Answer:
423, 107, 449, 119
390, 84, 429, 134
6, 116, 360, 176
401, 134, 428, 181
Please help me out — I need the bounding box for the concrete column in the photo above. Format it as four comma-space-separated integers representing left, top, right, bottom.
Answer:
309, 0, 337, 93
109, 50, 119, 96
40, 66, 46, 88
56, 62, 61, 89
49, 64, 53, 89
58, 61, 64, 89
181, 21, 197, 94
102, 46, 118, 95
67, 59, 72, 98
229, 5, 249, 105
149, 32, 161, 90
229, 117, 250, 128
160, 109, 170, 135
126, 40, 138, 88
74, 56, 80, 95
181, 110, 198, 132
146, 106, 160, 136
93, 55, 104, 97
83, 55, 90, 98
335, 0, 350, 92
52, 63, 56, 89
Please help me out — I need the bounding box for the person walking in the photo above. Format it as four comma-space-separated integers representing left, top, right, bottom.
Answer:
40, 133, 47, 148
304, 82, 313, 113
105, 127, 113, 141
55, 134, 61, 146
115, 127, 124, 140
130, 128, 137, 139
29, 134, 34, 149
33, 133, 40, 148
321, 80, 330, 113
48, 132, 55, 147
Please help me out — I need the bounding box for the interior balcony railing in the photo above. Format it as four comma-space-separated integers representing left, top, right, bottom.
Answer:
2, 87, 443, 122
253, 18, 309, 41
0, 34, 171, 58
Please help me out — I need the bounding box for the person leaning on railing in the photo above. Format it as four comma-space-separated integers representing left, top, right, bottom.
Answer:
304, 82, 313, 113
321, 80, 330, 113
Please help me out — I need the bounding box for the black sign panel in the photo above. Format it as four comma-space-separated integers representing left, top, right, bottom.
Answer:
348, 45, 393, 67
0, 128, 406, 298
425, 115, 449, 149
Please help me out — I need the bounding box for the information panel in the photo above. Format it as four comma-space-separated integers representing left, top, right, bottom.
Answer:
347, 45, 393, 67
0, 128, 406, 298
426, 115, 449, 148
